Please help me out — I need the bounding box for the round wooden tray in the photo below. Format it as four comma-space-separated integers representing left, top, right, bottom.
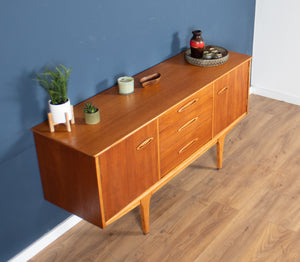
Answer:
184, 46, 229, 67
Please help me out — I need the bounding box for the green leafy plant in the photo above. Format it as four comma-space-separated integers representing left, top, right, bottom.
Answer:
84, 102, 98, 113
34, 64, 72, 105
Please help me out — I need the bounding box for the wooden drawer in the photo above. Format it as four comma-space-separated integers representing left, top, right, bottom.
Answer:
159, 85, 213, 176
160, 117, 212, 176
160, 106, 212, 154
159, 84, 213, 133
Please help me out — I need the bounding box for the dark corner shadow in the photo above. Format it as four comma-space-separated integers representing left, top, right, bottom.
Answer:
186, 27, 194, 49
113, 73, 127, 85
1, 69, 47, 164
171, 32, 181, 56
101, 73, 128, 95
163, 31, 189, 65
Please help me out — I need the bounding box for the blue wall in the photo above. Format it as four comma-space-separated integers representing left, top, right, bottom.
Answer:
0, 0, 255, 260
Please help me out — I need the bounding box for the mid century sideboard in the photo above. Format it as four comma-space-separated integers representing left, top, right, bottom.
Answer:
32, 51, 252, 234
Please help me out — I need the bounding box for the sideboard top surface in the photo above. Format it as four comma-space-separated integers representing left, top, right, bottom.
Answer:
32, 51, 251, 157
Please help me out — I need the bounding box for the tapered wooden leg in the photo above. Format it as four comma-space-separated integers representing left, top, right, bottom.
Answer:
217, 134, 226, 169
71, 105, 75, 124
48, 111, 73, 133
65, 113, 71, 132
140, 193, 152, 234
48, 113, 55, 133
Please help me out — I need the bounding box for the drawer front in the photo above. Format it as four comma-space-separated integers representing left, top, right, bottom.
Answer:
160, 117, 212, 176
159, 85, 213, 176
159, 84, 213, 133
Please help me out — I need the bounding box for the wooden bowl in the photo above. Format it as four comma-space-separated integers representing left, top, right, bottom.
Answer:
139, 73, 161, 88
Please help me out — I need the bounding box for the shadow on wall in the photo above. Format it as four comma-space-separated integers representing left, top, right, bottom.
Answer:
0, 145, 70, 262
1, 70, 47, 165
0, 70, 70, 261
171, 32, 181, 55
169, 31, 192, 59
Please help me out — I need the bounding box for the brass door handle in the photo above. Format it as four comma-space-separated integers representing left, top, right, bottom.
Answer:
217, 86, 229, 95
178, 98, 199, 113
137, 137, 154, 150
177, 117, 198, 132
178, 138, 198, 154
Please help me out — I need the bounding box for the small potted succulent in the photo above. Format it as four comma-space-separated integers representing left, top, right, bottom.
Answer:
84, 102, 100, 125
35, 64, 73, 124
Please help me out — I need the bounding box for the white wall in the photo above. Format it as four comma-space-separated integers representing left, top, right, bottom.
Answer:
251, 0, 300, 105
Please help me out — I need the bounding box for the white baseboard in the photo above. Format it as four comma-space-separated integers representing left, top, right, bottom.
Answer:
8, 215, 82, 262
249, 86, 254, 94
250, 85, 300, 106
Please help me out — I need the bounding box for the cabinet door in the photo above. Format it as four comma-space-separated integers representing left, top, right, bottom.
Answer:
214, 61, 250, 135
99, 120, 159, 221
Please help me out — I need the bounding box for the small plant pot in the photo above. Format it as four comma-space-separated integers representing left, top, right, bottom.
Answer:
49, 99, 72, 124
84, 110, 100, 125
118, 76, 134, 95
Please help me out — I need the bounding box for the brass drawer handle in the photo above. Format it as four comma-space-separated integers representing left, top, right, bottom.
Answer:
178, 138, 198, 154
217, 86, 229, 95
177, 117, 199, 132
178, 98, 199, 113
137, 137, 154, 150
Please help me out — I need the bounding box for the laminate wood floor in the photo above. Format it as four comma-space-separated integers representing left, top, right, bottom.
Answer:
30, 95, 300, 262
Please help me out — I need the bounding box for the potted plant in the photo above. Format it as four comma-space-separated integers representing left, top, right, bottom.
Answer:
84, 102, 100, 125
35, 65, 72, 124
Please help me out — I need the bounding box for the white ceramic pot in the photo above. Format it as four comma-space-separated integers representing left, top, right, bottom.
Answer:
48, 99, 72, 124
118, 76, 134, 95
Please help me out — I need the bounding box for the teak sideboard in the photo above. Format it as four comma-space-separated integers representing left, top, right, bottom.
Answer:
32, 51, 252, 234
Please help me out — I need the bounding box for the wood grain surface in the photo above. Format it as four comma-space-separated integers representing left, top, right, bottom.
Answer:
33, 133, 103, 227
30, 94, 300, 262
99, 120, 159, 221
159, 84, 213, 176
31, 51, 251, 157
213, 60, 250, 135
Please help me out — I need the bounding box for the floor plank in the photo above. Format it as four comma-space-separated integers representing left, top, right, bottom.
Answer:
240, 223, 300, 262
30, 95, 300, 262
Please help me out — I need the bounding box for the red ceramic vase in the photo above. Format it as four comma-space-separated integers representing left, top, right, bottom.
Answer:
190, 30, 205, 58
